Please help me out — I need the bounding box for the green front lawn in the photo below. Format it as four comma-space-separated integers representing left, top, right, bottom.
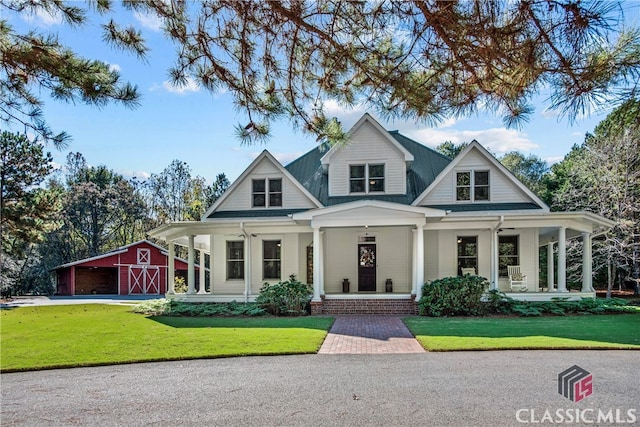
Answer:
404, 314, 640, 351
0, 304, 334, 372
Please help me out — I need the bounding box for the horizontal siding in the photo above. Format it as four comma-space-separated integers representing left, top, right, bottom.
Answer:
209, 227, 541, 296
216, 158, 317, 212
328, 121, 407, 196
419, 147, 530, 205
212, 234, 246, 294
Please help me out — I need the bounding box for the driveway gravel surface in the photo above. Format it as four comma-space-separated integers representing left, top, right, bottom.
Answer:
2, 351, 638, 426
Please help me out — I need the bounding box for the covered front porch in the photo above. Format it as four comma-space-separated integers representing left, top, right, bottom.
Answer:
148, 204, 614, 314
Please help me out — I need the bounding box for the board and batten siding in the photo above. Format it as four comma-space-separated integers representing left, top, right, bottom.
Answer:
417, 148, 532, 205
215, 158, 317, 211
327, 121, 407, 196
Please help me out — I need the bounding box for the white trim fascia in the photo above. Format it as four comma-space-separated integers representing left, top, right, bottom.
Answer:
320, 113, 414, 165
201, 150, 323, 220
53, 249, 129, 270
292, 199, 445, 221
411, 140, 550, 211
52, 240, 168, 270
436, 210, 615, 232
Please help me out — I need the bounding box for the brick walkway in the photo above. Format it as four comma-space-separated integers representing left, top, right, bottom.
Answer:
318, 315, 426, 354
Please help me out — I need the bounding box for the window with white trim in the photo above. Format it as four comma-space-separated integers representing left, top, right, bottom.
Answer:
498, 235, 519, 277
263, 240, 281, 279
252, 178, 282, 207
350, 163, 385, 193
226, 241, 244, 280
456, 170, 490, 201
457, 236, 477, 275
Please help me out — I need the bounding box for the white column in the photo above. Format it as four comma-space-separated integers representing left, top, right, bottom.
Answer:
187, 235, 196, 294
415, 225, 425, 300
411, 229, 418, 295
198, 249, 206, 294
319, 231, 325, 296
312, 226, 321, 302
209, 234, 215, 295
491, 230, 499, 290
167, 241, 175, 294
582, 232, 593, 292
557, 227, 567, 292
244, 234, 252, 302
547, 242, 555, 292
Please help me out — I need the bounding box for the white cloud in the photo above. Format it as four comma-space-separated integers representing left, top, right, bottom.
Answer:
544, 156, 564, 165
133, 11, 163, 32
107, 62, 121, 73
23, 7, 64, 26
151, 77, 200, 94
405, 127, 538, 154
273, 152, 304, 166
322, 99, 367, 129
540, 108, 560, 119
118, 170, 151, 180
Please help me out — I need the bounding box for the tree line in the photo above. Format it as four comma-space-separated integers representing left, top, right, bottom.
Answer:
0, 140, 229, 296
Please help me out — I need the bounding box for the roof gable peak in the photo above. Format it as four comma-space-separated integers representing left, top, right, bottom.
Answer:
320, 113, 413, 165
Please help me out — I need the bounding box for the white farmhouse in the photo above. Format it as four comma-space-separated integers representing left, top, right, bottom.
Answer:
149, 114, 613, 314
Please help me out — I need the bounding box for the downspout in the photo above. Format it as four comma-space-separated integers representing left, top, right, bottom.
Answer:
240, 222, 251, 303
491, 215, 504, 290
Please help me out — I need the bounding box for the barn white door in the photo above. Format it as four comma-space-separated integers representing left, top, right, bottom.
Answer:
129, 266, 160, 295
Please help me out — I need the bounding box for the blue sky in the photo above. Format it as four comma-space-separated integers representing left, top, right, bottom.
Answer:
5, 3, 640, 183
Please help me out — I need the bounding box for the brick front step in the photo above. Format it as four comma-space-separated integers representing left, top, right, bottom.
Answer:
311, 298, 418, 315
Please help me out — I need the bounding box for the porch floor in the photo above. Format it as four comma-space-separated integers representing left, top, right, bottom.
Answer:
318, 315, 425, 354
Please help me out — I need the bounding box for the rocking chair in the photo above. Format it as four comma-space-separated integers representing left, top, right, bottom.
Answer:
507, 265, 528, 292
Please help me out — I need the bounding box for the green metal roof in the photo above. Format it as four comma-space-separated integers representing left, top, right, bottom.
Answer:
208, 209, 309, 219
285, 132, 452, 206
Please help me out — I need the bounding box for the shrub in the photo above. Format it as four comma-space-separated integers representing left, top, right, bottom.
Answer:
484, 289, 515, 313
256, 274, 312, 316
132, 299, 266, 317
507, 297, 636, 317
132, 298, 172, 316
418, 275, 489, 316
174, 276, 188, 293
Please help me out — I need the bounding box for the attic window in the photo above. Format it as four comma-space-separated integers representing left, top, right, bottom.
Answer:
253, 178, 282, 207
137, 249, 150, 265
350, 164, 385, 193
456, 171, 490, 202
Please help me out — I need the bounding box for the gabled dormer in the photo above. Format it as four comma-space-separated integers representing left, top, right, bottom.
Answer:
412, 140, 549, 212
202, 150, 322, 219
320, 114, 414, 197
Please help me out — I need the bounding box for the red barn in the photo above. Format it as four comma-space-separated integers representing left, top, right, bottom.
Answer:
53, 240, 197, 296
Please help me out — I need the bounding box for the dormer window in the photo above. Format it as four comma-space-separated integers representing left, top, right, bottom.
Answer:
253, 178, 282, 207
456, 171, 490, 201
350, 164, 385, 193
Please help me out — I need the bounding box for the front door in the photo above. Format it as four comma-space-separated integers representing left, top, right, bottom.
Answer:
358, 244, 376, 291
